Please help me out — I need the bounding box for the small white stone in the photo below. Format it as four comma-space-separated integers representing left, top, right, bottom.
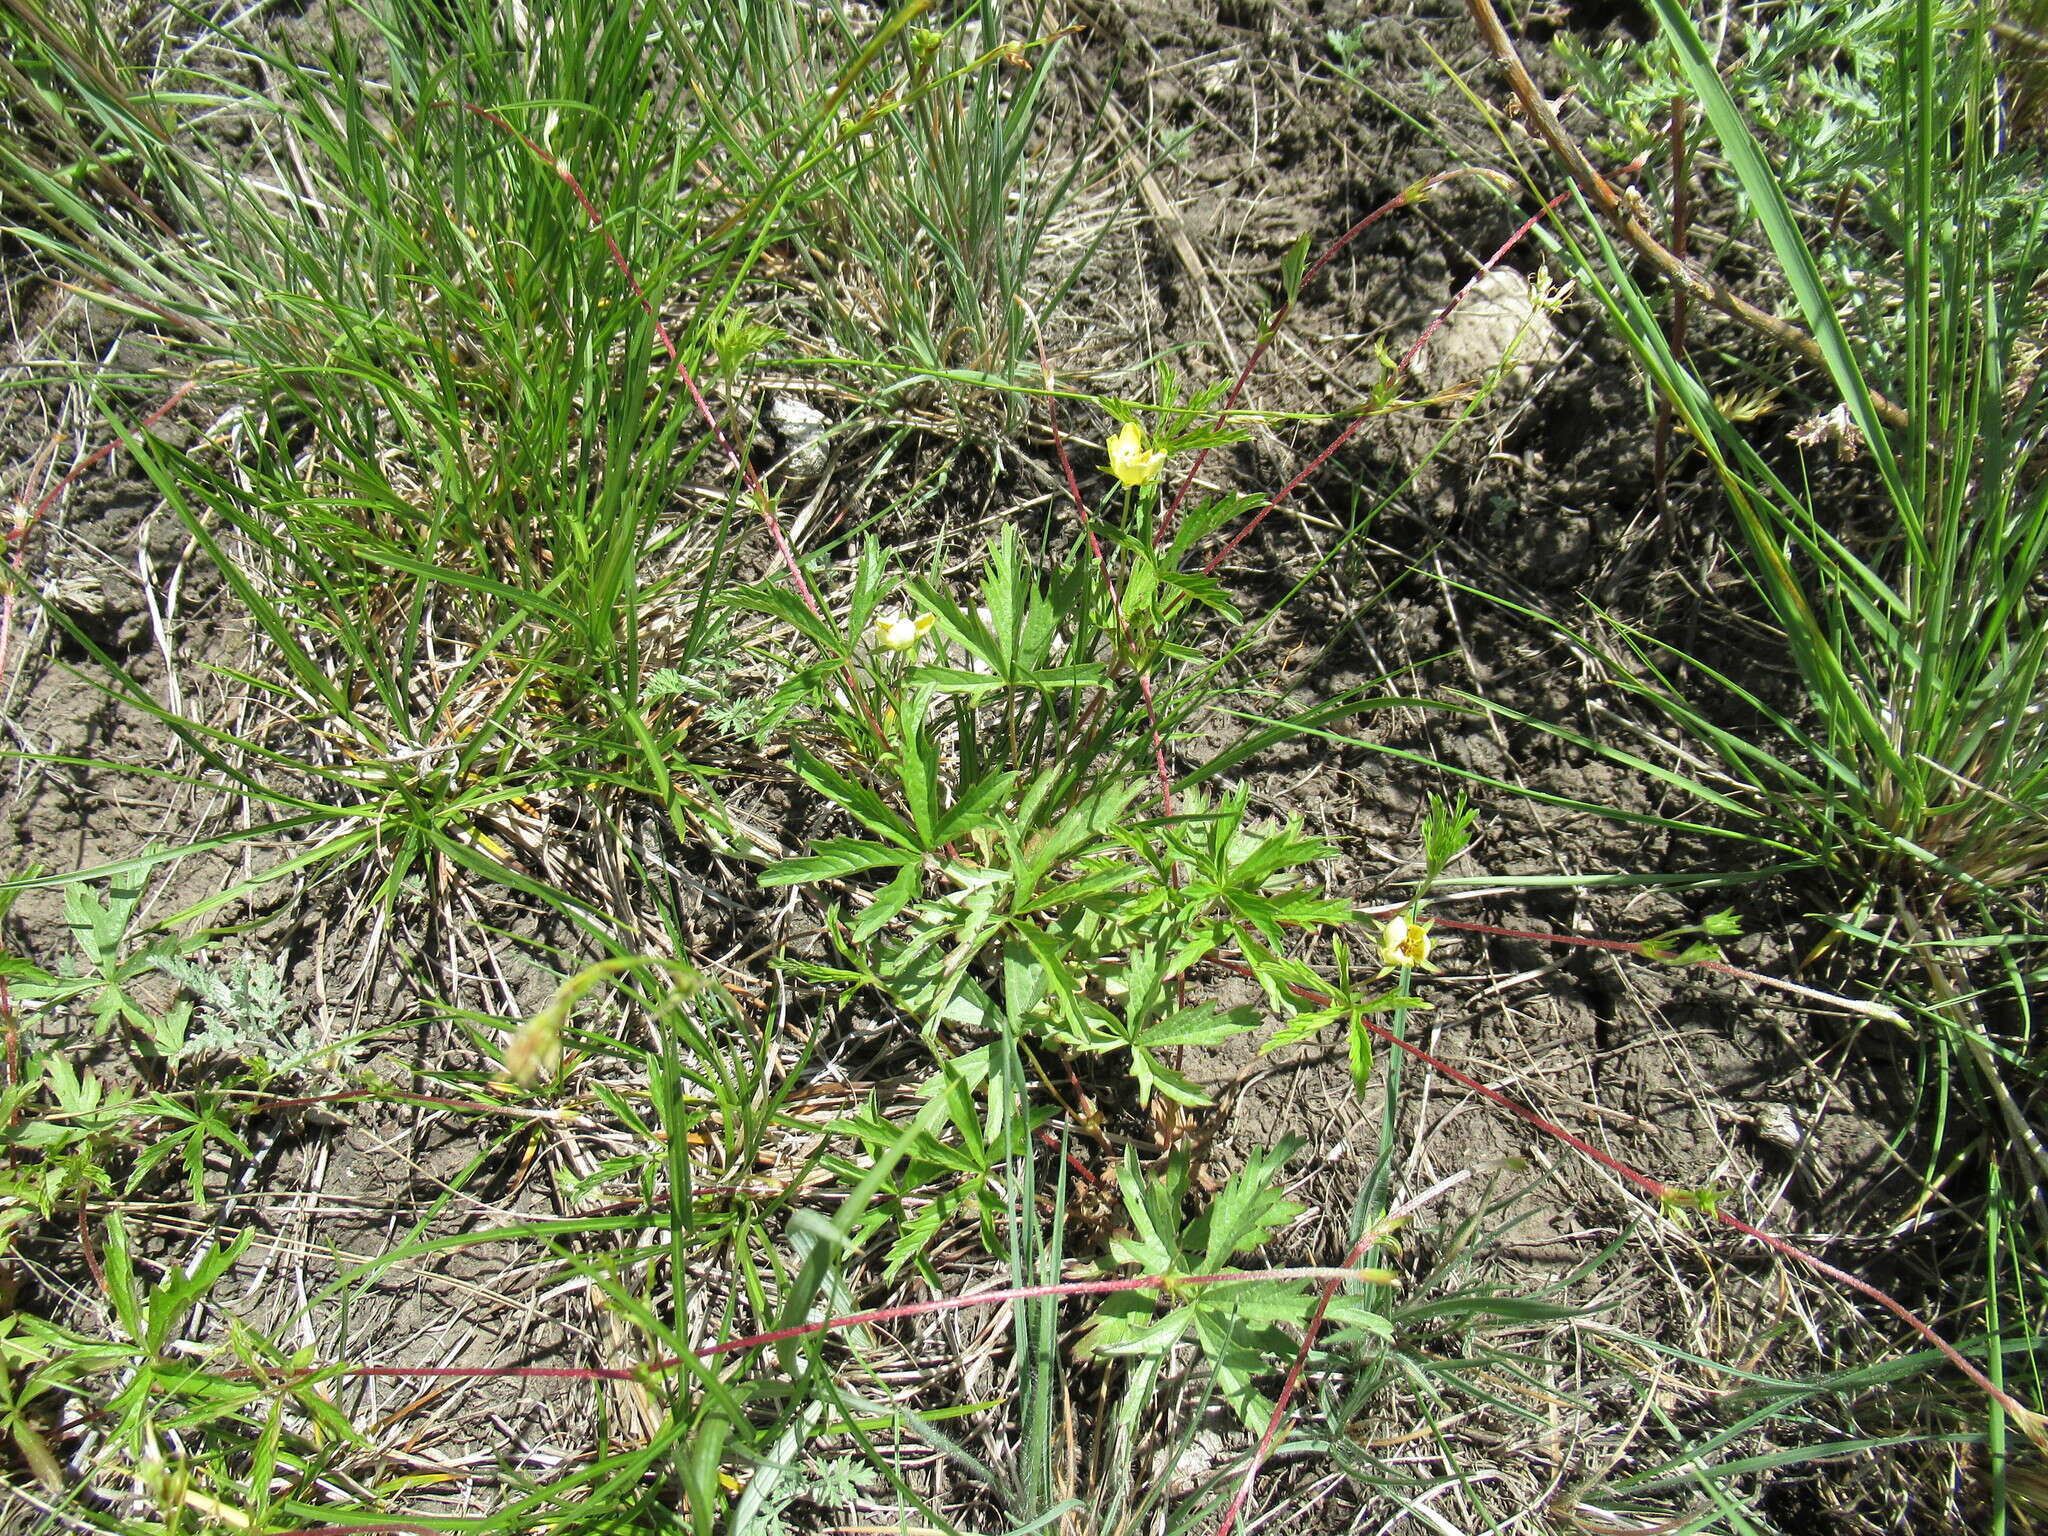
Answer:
767, 392, 831, 479
1409, 267, 1562, 396
1754, 1102, 1806, 1151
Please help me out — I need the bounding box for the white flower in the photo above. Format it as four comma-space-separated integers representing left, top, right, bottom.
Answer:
869, 608, 935, 652
1376, 913, 1437, 974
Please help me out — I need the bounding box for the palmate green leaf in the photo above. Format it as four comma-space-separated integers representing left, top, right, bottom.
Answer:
1224, 889, 1355, 938
1006, 779, 1150, 900
1232, 824, 1341, 887
1008, 917, 1105, 1040
1074, 1289, 1195, 1361
1158, 569, 1244, 622
39, 1056, 125, 1124
847, 862, 923, 944
1207, 1277, 1324, 1327
898, 665, 1008, 696
0, 954, 60, 988
1239, 934, 1332, 1012
99, 1212, 146, 1350
1191, 1138, 1306, 1269
1130, 1050, 1215, 1108
1262, 1006, 1347, 1054
1112, 1145, 1189, 1274
1012, 863, 1138, 918
882, 1189, 962, 1278
1189, 1300, 1301, 1429
898, 722, 946, 848
1138, 1002, 1261, 1051
869, 920, 998, 1030
724, 579, 846, 655
999, 936, 1054, 1031
1154, 915, 1233, 980
931, 769, 1020, 847
1321, 1296, 1397, 1345
63, 873, 147, 974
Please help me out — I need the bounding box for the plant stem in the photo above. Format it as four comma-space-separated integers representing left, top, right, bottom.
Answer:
240, 1266, 1379, 1386
1425, 914, 1907, 1023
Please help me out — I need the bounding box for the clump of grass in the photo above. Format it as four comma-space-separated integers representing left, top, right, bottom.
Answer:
6, 0, 823, 932
1449, 0, 2048, 1515
1476, 0, 2048, 912
672, 0, 1099, 432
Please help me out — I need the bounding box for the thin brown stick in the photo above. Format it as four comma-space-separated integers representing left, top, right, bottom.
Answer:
1424, 914, 1907, 1024
1463, 0, 1910, 432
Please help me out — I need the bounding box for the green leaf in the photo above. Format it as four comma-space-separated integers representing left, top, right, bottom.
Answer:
790, 745, 918, 849
1263, 1008, 1342, 1053
1075, 1288, 1182, 1361
1131, 1052, 1215, 1108
1083, 1298, 1195, 1359
901, 665, 1010, 696
1281, 231, 1313, 302
724, 580, 845, 654
0, 955, 63, 988
759, 838, 916, 887
1189, 1303, 1293, 1429
932, 770, 1020, 847
1192, 1139, 1305, 1269
848, 861, 922, 943
1111, 1146, 1185, 1273
100, 1212, 146, 1348
1140, 1002, 1259, 1050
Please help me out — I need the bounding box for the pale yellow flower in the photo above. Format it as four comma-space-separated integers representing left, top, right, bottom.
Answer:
870, 608, 936, 652
1105, 421, 1166, 487
1377, 913, 1436, 974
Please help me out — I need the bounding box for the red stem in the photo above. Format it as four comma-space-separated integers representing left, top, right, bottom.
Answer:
249, 1267, 1373, 1385
1159, 170, 1486, 544
1215, 1226, 1379, 1536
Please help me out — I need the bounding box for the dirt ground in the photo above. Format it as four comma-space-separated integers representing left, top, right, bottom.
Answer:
0, 1, 1978, 1530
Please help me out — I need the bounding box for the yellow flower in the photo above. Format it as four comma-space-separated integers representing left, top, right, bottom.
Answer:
1104, 421, 1166, 487
1377, 913, 1436, 974
870, 608, 936, 652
